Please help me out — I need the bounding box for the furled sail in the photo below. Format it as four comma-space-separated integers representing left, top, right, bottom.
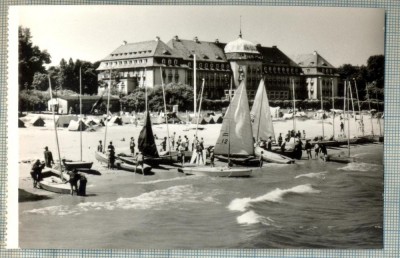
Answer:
214, 81, 254, 156
250, 79, 276, 141
138, 111, 159, 158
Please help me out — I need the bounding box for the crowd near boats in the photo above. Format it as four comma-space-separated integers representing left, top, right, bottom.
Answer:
24, 65, 383, 196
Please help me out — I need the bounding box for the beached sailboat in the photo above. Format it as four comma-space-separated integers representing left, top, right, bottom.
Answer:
64, 68, 93, 170
38, 77, 71, 194
95, 69, 112, 164
182, 81, 254, 176
251, 79, 294, 164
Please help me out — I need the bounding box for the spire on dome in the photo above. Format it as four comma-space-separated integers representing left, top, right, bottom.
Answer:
239, 15, 242, 38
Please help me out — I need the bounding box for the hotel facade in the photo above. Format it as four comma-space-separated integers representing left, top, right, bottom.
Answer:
96, 34, 339, 101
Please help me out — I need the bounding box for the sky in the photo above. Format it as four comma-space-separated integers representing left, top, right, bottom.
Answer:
17, 5, 385, 67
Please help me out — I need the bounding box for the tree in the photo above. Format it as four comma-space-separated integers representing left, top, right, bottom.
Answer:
18, 26, 51, 90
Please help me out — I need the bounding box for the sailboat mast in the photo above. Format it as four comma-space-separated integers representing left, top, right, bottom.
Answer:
319, 77, 324, 139
160, 67, 171, 155
349, 81, 356, 121
353, 79, 364, 136
228, 77, 233, 162
48, 76, 63, 179
331, 78, 335, 139
103, 69, 111, 152
366, 84, 374, 136
79, 68, 83, 161
193, 54, 197, 117
292, 78, 296, 132
195, 79, 205, 138
346, 81, 350, 157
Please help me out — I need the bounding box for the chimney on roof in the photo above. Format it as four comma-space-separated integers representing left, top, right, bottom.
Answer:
215, 39, 219, 44
123, 40, 127, 45
194, 36, 199, 43
256, 43, 261, 47
272, 45, 277, 48
156, 36, 160, 41
174, 35, 180, 41
313, 50, 317, 55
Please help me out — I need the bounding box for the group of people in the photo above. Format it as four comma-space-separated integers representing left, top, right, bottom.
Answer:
30, 146, 87, 195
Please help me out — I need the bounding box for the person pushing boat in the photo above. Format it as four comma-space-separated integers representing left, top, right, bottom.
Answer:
30, 159, 45, 188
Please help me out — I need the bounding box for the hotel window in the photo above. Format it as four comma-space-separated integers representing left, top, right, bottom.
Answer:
168, 59, 172, 65
205, 63, 208, 69
119, 61, 122, 65
221, 64, 224, 69
226, 64, 230, 70
210, 63, 214, 69
124, 61, 127, 64
199, 63, 203, 69
162, 59, 166, 65
216, 64, 219, 69
129, 60, 132, 64
188, 62, 192, 67
134, 60, 138, 64
174, 59, 178, 65
144, 59, 147, 63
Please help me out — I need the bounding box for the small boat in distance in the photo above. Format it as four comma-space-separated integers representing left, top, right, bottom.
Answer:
180, 166, 252, 177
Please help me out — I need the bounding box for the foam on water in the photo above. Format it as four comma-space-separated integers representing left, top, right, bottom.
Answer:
228, 184, 320, 212
295, 171, 328, 179
25, 184, 217, 216
237, 210, 263, 225
134, 176, 199, 185
338, 162, 382, 172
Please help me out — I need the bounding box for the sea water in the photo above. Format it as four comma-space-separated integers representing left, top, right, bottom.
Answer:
19, 144, 383, 249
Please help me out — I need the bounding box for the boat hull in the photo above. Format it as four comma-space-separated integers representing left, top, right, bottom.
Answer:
215, 155, 260, 167
180, 166, 252, 177
63, 160, 93, 170
326, 155, 355, 164
95, 151, 109, 163
115, 161, 152, 174
254, 146, 294, 164
38, 168, 71, 194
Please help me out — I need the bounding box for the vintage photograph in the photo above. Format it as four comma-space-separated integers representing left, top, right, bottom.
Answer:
15, 6, 384, 249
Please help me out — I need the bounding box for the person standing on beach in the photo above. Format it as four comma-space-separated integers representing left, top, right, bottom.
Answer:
97, 140, 103, 152
176, 136, 182, 151
340, 122, 344, 132
161, 137, 167, 152
44, 146, 54, 168
108, 141, 115, 169
135, 152, 144, 174
267, 137, 272, 150
30, 160, 45, 188
178, 144, 185, 166
278, 133, 283, 146
209, 149, 215, 167
184, 135, 189, 151
305, 140, 312, 160
68, 169, 80, 195
259, 151, 264, 168
319, 143, 328, 161
171, 132, 176, 149
130, 137, 135, 156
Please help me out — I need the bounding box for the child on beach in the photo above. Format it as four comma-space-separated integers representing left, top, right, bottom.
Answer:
305, 140, 312, 160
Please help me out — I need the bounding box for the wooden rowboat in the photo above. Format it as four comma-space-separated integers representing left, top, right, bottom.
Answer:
63, 159, 93, 170
180, 166, 252, 177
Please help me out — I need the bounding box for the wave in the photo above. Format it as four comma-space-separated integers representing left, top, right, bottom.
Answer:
338, 162, 383, 172
237, 211, 276, 226
228, 184, 320, 212
25, 184, 217, 216
295, 171, 327, 179
134, 176, 199, 185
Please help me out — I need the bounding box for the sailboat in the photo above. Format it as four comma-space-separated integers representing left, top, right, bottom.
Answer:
251, 79, 294, 164
38, 76, 71, 194
180, 81, 254, 177
63, 68, 93, 170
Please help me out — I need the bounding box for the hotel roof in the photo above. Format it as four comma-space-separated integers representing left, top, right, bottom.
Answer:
293, 51, 336, 68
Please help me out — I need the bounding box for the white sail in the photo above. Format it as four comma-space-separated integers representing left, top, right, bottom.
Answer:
250, 79, 275, 141
214, 81, 254, 156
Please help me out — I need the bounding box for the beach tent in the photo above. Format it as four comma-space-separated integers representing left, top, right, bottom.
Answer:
68, 119, 88, 131
167, 112, 181, 124
31, 116, 45, 127
56, 115, 78, 128
198, 117, 209, 125
204, 116, 215, 124
18, 119, 25, 128
120, 116, 132, 124
212, 114, 223, 124
107, 116, 123, 126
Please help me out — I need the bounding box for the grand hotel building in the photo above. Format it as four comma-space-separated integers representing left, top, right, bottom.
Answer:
96, 34, 339, 101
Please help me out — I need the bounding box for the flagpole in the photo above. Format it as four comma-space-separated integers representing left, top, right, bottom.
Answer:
292, 78, 296, 132
346, 81, 350, 157
48, 76, 64, 180
195, 79, 205, 137
193, 54, 197, 117
103, 69, 111, 152
331, 78, 335, 140
256, 79, 264, 141
319, 77, 324, 139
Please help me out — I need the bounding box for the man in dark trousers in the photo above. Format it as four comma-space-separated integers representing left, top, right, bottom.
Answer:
44, 146, 54, 168
130, 137, 136, 155
30, 159, 45, 188
340, 122, 345, 132
108, 141, 115, 169
278, 133, 283, 146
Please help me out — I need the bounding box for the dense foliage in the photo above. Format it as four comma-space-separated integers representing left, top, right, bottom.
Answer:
19, 26, 51, 90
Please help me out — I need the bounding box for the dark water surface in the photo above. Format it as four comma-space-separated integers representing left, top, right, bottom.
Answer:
20, 144, 383, 249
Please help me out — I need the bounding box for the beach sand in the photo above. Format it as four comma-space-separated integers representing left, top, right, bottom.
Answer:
18, 113, 384, 199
